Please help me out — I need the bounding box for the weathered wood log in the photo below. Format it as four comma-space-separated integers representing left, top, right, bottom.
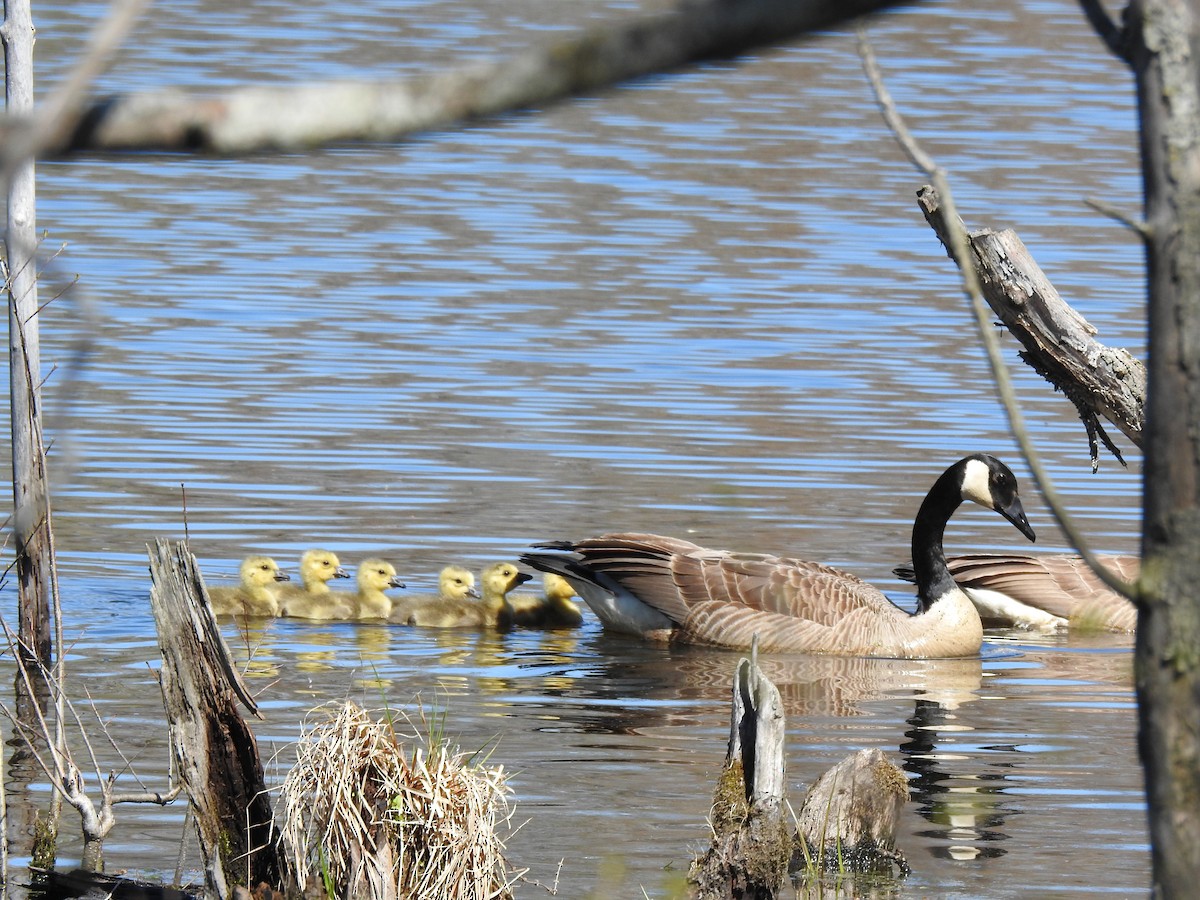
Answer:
690, 646, 791, 900
147, 539, 279, 898
794, 748, 909, 875
917, 184, 1145, 469
31, 0, 908, 156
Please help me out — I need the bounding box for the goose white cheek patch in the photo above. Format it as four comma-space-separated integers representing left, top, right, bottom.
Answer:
960, 457, 994, 507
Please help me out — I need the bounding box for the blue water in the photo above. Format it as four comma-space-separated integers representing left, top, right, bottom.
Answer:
2, 0, 1147, 896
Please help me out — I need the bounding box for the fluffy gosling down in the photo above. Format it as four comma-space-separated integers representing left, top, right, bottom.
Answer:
336, 558, 407, 619
521, 454, 1036, 658
508, 573, 584, 628
389, 565, 480, 624
278, 549, 353, 620
403, 562, 531, 629
209, 555, 290, 617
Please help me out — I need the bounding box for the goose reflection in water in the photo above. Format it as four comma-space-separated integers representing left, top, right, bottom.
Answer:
899, 646, 1134, 863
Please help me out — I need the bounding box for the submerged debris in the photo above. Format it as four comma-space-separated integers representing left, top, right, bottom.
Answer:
277, 701, 518, 900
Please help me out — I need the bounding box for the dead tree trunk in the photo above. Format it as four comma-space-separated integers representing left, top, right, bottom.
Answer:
691, 650, 790, 900
147, 539, 279, 898
917, 185, 1146, 468
2, 0, 54, 678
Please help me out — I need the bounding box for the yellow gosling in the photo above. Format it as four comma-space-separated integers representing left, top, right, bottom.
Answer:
405, 562, 531, 630
390, 565, 480, 624
209, 555, 290, 617
278, 549, 354, 620
509, 573, 584, 628
340, 558, 407, 619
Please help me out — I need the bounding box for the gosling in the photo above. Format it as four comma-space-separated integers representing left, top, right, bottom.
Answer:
338, 558, 407, 619
508, 573, 584, 628
390, 565, 480, 624
278, 549, 353, 620
209, 556, 290, 617
404, 561, 531, 629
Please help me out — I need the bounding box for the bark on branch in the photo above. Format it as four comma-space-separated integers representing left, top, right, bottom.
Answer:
14, 0, 906, 155
147, 538, 278, 897
918, 184, 1145, 469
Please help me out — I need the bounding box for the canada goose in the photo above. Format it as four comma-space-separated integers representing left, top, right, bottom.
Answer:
278, 549, 353, 619
209, 555, 290, 617
892, 552, 1139, 633
389, 565, 480, 624
508, 573, 584, 628
520, 454, 1036, 657
404, 561, 532, 629
340, 558, 407, 619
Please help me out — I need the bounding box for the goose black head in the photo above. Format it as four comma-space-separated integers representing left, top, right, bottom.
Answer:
959, 454, 1036, 543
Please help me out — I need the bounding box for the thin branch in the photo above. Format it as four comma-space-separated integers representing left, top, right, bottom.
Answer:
1085, 196, 1150, 236
0, 0, 152, 180
857, 27, 1138, 602
1078, 0, 1131, 63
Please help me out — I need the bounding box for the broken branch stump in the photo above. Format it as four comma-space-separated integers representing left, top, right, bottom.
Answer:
147, 538, 279, 898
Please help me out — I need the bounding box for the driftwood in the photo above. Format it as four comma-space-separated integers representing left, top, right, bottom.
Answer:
917, 185, 1145, 469
147, 539, 279, 898
690, 645, 908, 899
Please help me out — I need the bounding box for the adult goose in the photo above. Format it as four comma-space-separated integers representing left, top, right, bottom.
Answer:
209, 556, 290, 617
520, 454, 1036, 658
508, 573, 584, 628
278, 549, 353, 619
389, 565, 481, 624
404, 562, 532, 629
893, 553, 1139, 633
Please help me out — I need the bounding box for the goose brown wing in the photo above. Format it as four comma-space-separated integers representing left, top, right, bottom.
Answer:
946, 553, 1139, 630
571, 533, 898, 628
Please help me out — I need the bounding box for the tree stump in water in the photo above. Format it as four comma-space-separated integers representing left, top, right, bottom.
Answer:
689, 644, 908, 899
795, 748, 909, 875
147, 539, 280, 897
690, 649, 791, 899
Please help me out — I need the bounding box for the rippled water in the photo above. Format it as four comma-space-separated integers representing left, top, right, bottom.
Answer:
3, 0, 1147, 896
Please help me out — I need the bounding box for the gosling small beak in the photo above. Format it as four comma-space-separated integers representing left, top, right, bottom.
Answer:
997, 496, 1036, 543
467, 586, 481, 599
334, 567, 350, 579
513, 572, 534, 587
274, 572, 291, 582
389, 576, 407, 590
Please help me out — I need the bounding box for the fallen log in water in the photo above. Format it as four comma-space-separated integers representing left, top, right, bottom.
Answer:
689, 642, 908, 899
147, 539, 280, 897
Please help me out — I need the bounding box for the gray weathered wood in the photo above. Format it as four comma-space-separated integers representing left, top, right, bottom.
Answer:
3, 0, 54, 675
795, 747, 909, 874
691, 644, 790, 899
36, 0, 905, 155
918, 185, 1145, 468
147, 539, 277, 898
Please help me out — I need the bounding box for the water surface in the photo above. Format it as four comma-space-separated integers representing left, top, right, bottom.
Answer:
3, 0, 1147, 896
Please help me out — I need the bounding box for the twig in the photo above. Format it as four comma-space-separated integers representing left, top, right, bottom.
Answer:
1077, 0, 1131, 62
857, 27, 1137, 602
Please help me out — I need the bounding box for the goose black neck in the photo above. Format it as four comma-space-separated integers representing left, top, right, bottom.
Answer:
911, 464, 964, 613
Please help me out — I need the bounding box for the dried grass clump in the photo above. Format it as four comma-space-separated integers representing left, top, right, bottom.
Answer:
277, 701, 517, 900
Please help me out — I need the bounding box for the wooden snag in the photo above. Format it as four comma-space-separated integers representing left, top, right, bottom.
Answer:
147, 538, 279, 897
794, 747, 910, 876
690, 646, 792, 899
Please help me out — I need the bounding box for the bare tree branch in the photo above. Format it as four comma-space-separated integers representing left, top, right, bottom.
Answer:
1078, 0, 1131, 62
8, 0, 906, 156
857, 27, 1138, 602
